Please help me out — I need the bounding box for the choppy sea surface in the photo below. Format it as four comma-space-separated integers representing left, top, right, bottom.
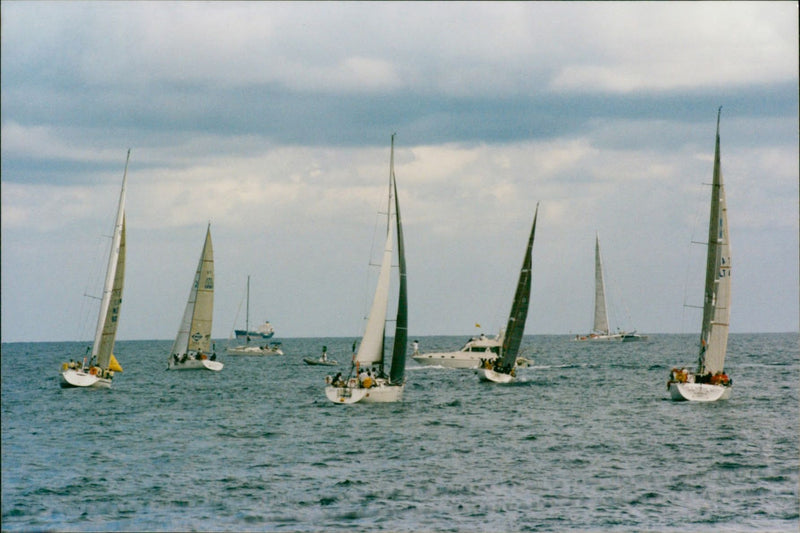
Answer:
2, 333, 798, 532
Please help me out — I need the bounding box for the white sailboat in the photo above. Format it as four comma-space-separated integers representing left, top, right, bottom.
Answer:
60, 150, 129, 389
226, 275, 283, 356
168, 224, 223, 371
668, 108, 732, 402
477, 203, 539, 384
575, 233, 647, 342
325, 134, 408, 403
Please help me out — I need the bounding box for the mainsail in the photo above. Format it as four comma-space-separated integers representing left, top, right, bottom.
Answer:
593, 233, 610, 335
92, 150, 129, 370
698, 107, 731, 375
171, 225, 215, 356
497, 203, 539, 373
354, 133, 407, 381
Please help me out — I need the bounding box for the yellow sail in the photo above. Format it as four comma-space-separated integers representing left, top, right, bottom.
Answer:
109, 353, 123, 372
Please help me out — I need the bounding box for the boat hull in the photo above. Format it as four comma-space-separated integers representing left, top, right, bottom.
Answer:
669, 382, 731, 402
227, 346, 283, 356
60, 369, 111, 389
622, 334, 649, 342
412, 351, 494, 369
168, 358, 223, 371
304, 357, 338, 366
325, 381, 404, 404
476, 368, 515, 383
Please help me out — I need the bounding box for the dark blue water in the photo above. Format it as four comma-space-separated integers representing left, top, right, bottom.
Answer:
2, 333, 798, 531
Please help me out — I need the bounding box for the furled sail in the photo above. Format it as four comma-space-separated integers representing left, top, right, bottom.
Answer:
593, 233, 610, 335
497, 203, 539, 372
698, 107, 731, 375
92, 150, 129, 370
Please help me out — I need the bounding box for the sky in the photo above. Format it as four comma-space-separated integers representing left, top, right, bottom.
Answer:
1, 1, 798, 343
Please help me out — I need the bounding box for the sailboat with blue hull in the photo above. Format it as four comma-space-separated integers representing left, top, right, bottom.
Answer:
477, 203, 539, 384
668, 108, 732, 402
325, 135, 408, 403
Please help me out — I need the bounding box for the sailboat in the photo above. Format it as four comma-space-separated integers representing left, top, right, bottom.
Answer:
575, 233, 647, 342
226, 276, 283, 356
668, 107, 732, 402
60, 150, 129, 389
325, 134, 408, 403
476, 203, 539, 384
168, 224, 223, 371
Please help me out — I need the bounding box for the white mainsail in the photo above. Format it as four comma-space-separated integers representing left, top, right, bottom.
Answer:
171, 225, 214, 356
592, 233, 610, 336
92, 151, 129, 370
355, 214, 395, 366
698, 109, 731, 375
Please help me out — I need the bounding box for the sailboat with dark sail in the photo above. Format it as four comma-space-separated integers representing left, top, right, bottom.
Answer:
325, 135, 408, 403
668, 108, 732, 402
477, 203, 539, 384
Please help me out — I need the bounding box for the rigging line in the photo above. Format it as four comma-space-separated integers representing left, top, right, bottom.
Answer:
680, 180, 708, 335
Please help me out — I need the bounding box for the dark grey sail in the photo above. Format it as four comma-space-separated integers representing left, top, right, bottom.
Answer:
389, 134, 407, 385
496, 203, 539, 374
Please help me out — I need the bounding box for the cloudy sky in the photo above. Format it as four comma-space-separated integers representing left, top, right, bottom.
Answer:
2, 1, 797, 343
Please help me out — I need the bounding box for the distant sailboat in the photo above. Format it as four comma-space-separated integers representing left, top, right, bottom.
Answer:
325, 134, 408, 403
168, 224, 223, 371
575, 233, 647, 342
226, 276, 283, 356
60, 150, 129, 389
668, 108, 732, 402
476, 203, 539, 384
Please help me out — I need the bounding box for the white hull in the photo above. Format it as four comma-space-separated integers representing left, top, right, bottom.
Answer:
669, 382, 731, 402
476, 368, 516, 383
325, 380, 404, 404
227, 345, 283, 356
60, 369, 112, 389
412, 351, 495, 369
575, 333, 623, 342
168, 358, 223, 371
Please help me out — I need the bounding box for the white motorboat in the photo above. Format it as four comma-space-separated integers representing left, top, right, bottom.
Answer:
412, 332, 502, 368
668, 108, 732, 402
168, 225, 223, 372
325, 135, 408, 404
60, 150, 129, 389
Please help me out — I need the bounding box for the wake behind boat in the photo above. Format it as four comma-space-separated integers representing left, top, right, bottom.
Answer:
325, 135, 408, 403
668, 108, 732, 402
168, 225, 223, 372
477, 203, 539, 384
60, 150, 129, 389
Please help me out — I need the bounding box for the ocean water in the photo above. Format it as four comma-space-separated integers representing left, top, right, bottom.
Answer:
2, 333, 797, 532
